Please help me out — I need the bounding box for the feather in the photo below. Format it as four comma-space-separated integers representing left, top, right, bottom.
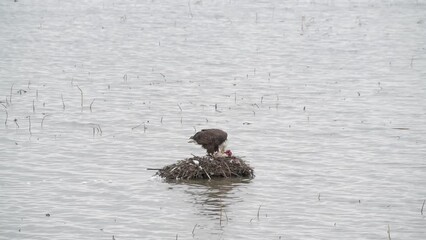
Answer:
189, 129, 228, 155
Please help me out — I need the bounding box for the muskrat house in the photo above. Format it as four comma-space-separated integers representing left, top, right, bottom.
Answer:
155, 155, 254, 180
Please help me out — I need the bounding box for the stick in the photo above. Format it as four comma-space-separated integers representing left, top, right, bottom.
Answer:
89, 98, 95, 112
61, 94, 65, 110
10, 84, 14, 104
387, 224, 391, 240
223, 162, 232, 177
4, 109, 8, 127
220, 206, 223, 227
188, 0, 193, 18
76, 85, 83, 111
223, 208, 229, 222
221, 169, 228, 178
146, 168, 162, 171
421, 200, 425, 215
41, 114, 49, 128
33, 100, 35, 113
203, 169, 211, 180
191, 224, 198, 235
97, 124, 102, 135
257, 204, 262, 220
27, 116, 32, 135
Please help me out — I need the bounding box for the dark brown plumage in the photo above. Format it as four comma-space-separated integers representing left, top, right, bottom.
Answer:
189, 129, 228, 155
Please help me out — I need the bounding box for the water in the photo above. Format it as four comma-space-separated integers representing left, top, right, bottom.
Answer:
1, 0, 425, 239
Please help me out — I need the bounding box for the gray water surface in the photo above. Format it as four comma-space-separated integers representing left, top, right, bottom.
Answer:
1, 0, 425, 239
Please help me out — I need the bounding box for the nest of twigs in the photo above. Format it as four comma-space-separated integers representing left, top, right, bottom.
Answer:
156, 156, 254, 180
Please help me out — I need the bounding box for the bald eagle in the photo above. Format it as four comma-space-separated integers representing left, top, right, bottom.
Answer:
189, 129, 232, 157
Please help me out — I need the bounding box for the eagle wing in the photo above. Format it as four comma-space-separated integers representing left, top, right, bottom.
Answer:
190, 129, 228, 153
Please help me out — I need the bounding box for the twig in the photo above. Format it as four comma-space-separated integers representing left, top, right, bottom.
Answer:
223, 208, 229, 222
97, 124, 102, 135
159, 73, 166, 81
33, 100, 35, 113
177, 103, 182, 112
421, 200, 425, 215
14, 118, 18, 128
192, 224, 198, 235
76, 85, 83, 111
188, 0, 193, 18
4, 109, 8, 127
203, 169, 211, 180
89, 98, 95, 112
131, 123, 141, 130
10, 83, 14, 104
146, 168, 162, 171
61, 94, 65, 110
221, 169, 228, 178
223, 162, 232, 177
220, 206, 223, 227
41, 114, 49, 128
257, 204, 262, 220
387, 224, 391, 240
26, 116, 32, 136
